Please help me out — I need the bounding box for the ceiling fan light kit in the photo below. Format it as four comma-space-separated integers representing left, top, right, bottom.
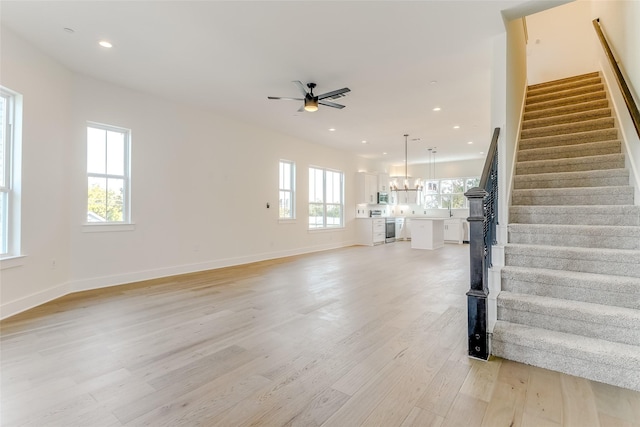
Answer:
268, 81, 350, 112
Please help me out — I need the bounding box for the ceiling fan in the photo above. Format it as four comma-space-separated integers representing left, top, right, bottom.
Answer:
268, 81, 350, 112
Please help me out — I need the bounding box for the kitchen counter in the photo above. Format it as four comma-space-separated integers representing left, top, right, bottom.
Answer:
410, 218, 445, 250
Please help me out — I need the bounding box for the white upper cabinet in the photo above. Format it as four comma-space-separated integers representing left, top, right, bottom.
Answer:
356, 172, 378, 204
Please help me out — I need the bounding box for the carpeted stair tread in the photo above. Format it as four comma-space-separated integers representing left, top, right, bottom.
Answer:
497, 292, 640, 345
517, 140, 621, 162
527, 72, 600, 91
505, 244, 640, 278
524, 90, 606, 112
526, 83, 605, 106
512, 185, 633, 206
523, 99, 609, 121
514, 168, 628, 189
521, 117, 614, 139
519, 128, 618, 150
492, 321, 640, 391
501, 266, 640, 310
522, 107, 612, 130
516, 153, 625, 175
527, 76, 602, 98
509, 205, 640, 226
508, 223, 640, 250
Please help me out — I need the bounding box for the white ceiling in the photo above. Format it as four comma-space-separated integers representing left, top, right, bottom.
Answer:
1, 1, 535, 166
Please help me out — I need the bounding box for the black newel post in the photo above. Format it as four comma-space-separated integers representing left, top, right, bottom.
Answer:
465, 187, 489, 360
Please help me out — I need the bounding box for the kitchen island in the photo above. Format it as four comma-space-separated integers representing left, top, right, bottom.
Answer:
410, 218, 445, 250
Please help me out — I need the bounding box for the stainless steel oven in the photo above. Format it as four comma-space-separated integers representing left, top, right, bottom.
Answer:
385, 218, 396, 243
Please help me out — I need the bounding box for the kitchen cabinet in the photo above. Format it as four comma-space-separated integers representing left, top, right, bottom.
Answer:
444, 218, 463, 244
396, 217, 411, 241
378, 173, 390, 192
356, 218, 386, 246
356, 172, 378, 204
411, 218, 444, 250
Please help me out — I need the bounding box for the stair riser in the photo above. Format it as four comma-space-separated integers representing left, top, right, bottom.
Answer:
497, 306, 640, 346
523, 99, 609, 121
517, 141, 621, 162
513, 175, 629, 190
501, 277, 640, 310
519, 128, 618, 150
505, 252, 640, 278
516, 157, 626, 175
509, 210, 639, 226
527, 72, 600, 91
491, 340, 640, 391
525, 91, 607, 112
521, 118, 614, 140
526, 84, 605, 106
508, 231, 640, 250
522, 108, 612, 130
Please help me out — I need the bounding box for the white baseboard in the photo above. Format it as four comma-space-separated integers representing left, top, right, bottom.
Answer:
1, 241, 354, 320
1, 281, 71, 320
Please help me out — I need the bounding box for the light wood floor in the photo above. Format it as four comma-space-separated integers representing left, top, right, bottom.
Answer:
1, 242, 639, 426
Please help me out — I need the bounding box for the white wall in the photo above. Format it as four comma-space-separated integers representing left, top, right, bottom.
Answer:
0, 28, 378, 318
591, 0, 640, 203
0, 28, 73, 315
526, 0, 599, 85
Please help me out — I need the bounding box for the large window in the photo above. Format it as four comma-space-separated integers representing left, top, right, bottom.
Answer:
423, 177, 480, 209
309, 167, 344, 229
0, 87, 20, 257
279, 160, 295, 219
86, 123, 131, 223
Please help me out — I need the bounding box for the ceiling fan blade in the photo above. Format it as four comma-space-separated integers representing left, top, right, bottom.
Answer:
317, 87, 351, 100
292, 81, 308, 96
318, 100, 346, 109
268, 96, 304, 101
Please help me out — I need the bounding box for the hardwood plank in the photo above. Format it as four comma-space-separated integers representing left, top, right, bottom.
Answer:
560, 374, 601, 427
459, 357, 502, 402
400, 407, 445, 427
524, 365, 563, 424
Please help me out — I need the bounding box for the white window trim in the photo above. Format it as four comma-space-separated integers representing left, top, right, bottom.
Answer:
85, 121, 132, 227
278, 159, 296, 221
0, 87, 22, 260
423, 176, 480, 209
308, 166, 345, 230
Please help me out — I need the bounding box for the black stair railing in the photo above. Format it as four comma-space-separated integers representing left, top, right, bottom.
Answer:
464, 127, 500, 360
592, 18, 640, 138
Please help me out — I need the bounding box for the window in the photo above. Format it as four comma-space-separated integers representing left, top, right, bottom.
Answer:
86, 123, 131, 223
0, 87, 20, 257
309, 167, 344, 229
423, 177, 480, 209
279, 160, 295, 219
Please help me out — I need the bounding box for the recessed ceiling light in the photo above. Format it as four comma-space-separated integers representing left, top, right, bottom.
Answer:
468, 141, 473, 144
480, 151, 485, 155
430, 80, 437, 85
98, 40, 113, 48
432, 107, 441, 112
453, 125, 460, 129
383, 152, 387, 155
328, 128, 336, 132
361, 140, 367, 144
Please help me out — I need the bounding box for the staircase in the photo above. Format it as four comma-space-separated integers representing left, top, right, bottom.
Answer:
492, 72, 640, 391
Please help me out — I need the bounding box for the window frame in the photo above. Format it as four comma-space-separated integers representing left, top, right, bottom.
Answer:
278, 160, 296, 220
423, 176, 480, 209
85, 122, 132, 225
308, 166, 344, 230
0, 87, 21, 260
